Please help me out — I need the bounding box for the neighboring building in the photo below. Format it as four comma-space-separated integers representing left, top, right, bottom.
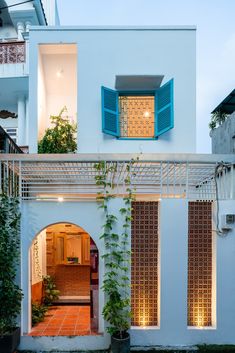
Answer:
0, 0, 59, 150
1, 2, 235, 353
210, 88, 235, 154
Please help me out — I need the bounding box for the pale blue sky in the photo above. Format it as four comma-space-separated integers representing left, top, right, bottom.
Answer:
57, 0, 235, 153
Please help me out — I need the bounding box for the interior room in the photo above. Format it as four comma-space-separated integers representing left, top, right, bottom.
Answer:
37, 44, 77, 141
30, 222, 99, 336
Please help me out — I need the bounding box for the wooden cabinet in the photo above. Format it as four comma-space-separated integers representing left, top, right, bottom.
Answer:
47, 231, 90, 266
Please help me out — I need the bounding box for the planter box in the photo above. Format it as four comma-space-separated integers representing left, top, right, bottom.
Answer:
0, 327, 20, 353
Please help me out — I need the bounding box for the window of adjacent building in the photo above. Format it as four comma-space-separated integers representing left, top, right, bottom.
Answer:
5, 127, 18, 143
101, 79, 174, 139
232, 135, 235, 153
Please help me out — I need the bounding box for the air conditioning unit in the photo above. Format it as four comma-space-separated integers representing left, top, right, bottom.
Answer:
220, 214, 235, 230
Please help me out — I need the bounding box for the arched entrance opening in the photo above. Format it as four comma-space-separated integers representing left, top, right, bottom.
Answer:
29, 222, 99, 336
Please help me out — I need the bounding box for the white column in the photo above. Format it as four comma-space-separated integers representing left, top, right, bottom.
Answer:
17, 22, 24, 40
25, 96, 29, 146
160, 199, 188, 342
25, 21, 31, 32
17, 96, 26, 146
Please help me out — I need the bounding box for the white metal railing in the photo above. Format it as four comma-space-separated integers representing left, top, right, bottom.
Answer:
0, 154, 234, 201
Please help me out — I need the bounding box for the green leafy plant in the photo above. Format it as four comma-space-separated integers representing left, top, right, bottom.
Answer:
95, 161, 135, 339
0, 192, 23, 335
43, 275, 60, 306
209, 111, 228, 130
31, 303, 48, 326
38, 106, 77, 153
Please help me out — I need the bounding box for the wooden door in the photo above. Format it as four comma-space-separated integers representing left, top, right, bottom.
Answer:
46, 232, 55, 276
82, 233, 90, 265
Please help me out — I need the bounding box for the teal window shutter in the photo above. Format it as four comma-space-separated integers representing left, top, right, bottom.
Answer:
101, 86, 119, 136
155, 79, 174, 137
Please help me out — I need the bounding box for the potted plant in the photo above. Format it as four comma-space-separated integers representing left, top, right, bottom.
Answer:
95, 162, 134, 353
38, 106, 77, 153
0, 192, 23, 353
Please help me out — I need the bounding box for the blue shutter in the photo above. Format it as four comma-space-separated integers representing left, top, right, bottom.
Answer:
101, 86, 119, 137
155, 79, 174, 137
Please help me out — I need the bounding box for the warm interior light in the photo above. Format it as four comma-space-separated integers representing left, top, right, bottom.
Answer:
143, 110, 151, 118
58, 197, 64, 202
56, 69, 63, 78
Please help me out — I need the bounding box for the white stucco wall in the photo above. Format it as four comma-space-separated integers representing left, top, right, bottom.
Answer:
19, 198, 235, 350
20, 198, 125, 351
28, 26, 196, 154
38, 51, 47, 139
0, 25, 17, 40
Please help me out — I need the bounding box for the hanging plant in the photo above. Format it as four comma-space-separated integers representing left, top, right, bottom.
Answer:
38, 106, 77, 153
209, 111, 228, 130
95, 160, 135, 351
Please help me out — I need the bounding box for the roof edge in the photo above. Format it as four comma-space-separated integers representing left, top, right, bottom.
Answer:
30, 25, 197, 31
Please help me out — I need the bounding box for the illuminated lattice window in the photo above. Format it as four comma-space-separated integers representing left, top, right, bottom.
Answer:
131, 201, 158, 326
188, 202, 213, 327
101, 80, 174, 139
119, 96, 155, 138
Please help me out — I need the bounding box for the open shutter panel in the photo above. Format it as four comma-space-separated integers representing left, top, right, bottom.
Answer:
155, 79, 174, 137
101, 86, 119, 136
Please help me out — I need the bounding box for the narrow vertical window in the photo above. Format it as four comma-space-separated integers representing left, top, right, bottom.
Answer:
131, 201, 158, 326
188, 202, 213, 327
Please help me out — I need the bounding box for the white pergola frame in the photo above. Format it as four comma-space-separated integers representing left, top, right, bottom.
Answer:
0, 153, 235, 201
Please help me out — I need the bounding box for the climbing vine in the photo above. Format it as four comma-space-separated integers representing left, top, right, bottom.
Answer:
95, 160, 135, 338
0, 192, 23, 335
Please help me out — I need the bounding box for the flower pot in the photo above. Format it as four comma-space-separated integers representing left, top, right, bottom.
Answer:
111, 332, 130, 353
0, 327, 21, 353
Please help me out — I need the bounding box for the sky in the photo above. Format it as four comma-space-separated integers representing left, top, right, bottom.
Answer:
57, 0, 235, 153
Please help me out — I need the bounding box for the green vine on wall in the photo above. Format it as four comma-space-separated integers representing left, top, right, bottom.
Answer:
0, 192, 23, 335
94, 160, 135, 338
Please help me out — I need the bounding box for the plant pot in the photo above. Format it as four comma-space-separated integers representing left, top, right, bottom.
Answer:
0, 327, 21, 353
111, 332, 130, 353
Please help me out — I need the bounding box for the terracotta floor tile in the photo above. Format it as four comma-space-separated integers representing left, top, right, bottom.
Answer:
77, 330, 90, 336
43, 330, 59, 336
29, 305, 91, 337
59, 330, 75, 335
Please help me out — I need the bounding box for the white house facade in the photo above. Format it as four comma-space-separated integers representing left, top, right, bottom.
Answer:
1, 2, 235, 352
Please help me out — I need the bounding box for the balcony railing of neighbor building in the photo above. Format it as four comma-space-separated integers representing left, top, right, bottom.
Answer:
0, 154, 234, 201
0, 41, 25, 64
0, 126, 23, 154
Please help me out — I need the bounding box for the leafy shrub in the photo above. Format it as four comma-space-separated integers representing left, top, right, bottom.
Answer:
43, 275, 60, 306
38, 106, 77, 153
0, 193, 23, 335
31, 303, 48, 326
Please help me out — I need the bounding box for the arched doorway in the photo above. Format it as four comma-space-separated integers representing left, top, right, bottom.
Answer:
29, 222, 99, 336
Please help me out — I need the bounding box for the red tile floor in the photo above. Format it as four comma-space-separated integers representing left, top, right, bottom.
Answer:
29, 305, 96, 336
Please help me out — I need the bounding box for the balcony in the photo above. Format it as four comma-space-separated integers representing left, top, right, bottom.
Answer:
0, 41, 28, 77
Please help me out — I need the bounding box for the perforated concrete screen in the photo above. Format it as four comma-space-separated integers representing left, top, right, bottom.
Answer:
119, 96, 155, 138
131, 201, 158, 326
188, 202, 212, 327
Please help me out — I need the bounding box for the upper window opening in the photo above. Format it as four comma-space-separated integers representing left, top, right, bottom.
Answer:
119, 95, 155, 138
101, 79, 174, 139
